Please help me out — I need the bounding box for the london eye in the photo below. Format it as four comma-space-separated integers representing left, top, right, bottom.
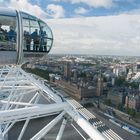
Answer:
0, 7, 123, 140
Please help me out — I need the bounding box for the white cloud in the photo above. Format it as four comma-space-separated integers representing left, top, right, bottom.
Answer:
47, 14, 140, 56
0, 0, 8, 6
53, 0, 114, 8
46, 4, 65, 18
9, 0, 47, 18
74, 7, 88, 14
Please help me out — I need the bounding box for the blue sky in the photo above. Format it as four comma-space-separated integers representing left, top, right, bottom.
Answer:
1, 0, 140, 55
1, 0, 140, 19
27, 0, 140, 18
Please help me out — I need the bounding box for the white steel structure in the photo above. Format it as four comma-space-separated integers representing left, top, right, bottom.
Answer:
0, 65, 123, 140
0, 7, 124, 140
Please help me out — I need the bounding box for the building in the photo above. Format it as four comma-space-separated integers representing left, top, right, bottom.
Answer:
113, 65, 127, 77
64, 62, 71, 79
96, 76, 103, 96
125, 93, 140, 111
107, 89, 126, 106
55, 79, 97, 100
73, 69, 78, 81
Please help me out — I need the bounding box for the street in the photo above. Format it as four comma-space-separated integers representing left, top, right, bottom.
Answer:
87, 107, 140, 140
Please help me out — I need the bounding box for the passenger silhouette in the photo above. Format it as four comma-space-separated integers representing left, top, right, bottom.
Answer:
31, 29, 40, 51
0, 23, 5, 41
0, 23, 5, 33
8, 26, 16, 42
24, 31, 31, 51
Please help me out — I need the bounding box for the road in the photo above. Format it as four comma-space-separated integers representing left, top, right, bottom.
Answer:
87, 107, 140, 140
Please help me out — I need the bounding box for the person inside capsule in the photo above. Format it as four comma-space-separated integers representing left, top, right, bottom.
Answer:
7, 26, 16, 42
31, 29, 40, 51
0, 23, 5, 41
24, 31, 31, 51
39, 26, 48, 52
0, 15, 17, 51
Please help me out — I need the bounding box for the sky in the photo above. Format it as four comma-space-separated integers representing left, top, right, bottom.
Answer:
1, 0, 140, 56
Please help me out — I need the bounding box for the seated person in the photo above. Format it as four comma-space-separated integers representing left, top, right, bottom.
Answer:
0, 23, 6, 41
0, 23, 5, 33
8, 26, 16, 42
0, 31, 5, 41
4, 29, 8, 41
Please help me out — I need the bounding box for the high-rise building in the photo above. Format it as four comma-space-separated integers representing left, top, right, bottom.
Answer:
64, 62, 71, 79
73, 69, 78, 81
96, 76, 103, 96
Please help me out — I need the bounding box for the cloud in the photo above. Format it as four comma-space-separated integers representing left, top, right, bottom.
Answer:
46, 4, 65, 18
123, 8, 140, 15
0, 0, 9, 6
53, 0, 114, 8
1, 0, 47, 19
47, 14, 140, 56
74, 7, 89, 14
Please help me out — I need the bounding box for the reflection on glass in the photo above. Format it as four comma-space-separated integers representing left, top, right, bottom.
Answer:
0, 16, 17, 51
21, 12, 53, 53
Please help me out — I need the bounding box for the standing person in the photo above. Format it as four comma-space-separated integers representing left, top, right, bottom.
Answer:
39, 26, 44, 52
43, 31, 48, 52
31, 29, 39, 51
24, 31, 31, 51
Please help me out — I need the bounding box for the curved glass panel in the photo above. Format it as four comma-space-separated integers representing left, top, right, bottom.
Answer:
21, 12, 53, 53
0, 8, 17, 17
0, 15, 17, 51
39, 21, 53, 52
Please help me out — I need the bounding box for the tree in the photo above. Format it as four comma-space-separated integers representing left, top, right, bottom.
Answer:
126, 108, 136, 118
117, 103, 123, 111
25, 68, 50, 80
115, 76, 125, 86
104, 99, 111, 106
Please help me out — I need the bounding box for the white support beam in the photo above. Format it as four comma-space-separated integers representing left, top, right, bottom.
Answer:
0, 101, 34, 107
3, 122, 15, 136
0, 87, 37, 92
17, 118, 30, 140
56, 119, 67, 140
4, 70, 20, 110
19, 68, 63, 103
0, 66, 123, 140
8, 89, 38, 99
66, 109, 107, 140
71, 124, 86, 140
0, 103, 68, 123
3, 93, 39, 138
31, 111, 65, 140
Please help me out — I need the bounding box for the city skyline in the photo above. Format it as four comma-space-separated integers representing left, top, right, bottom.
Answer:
1, 0, 140, 56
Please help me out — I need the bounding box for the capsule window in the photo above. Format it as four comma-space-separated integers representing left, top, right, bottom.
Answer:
39, 21, 53, 52
21, 11, 53, 53
23, 18, 40, 52
0, 15, 17, 51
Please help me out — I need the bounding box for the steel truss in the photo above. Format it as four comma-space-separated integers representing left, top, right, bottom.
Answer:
0, 66, 123, 140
